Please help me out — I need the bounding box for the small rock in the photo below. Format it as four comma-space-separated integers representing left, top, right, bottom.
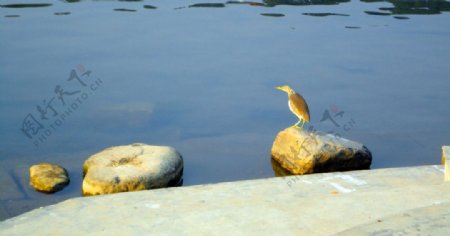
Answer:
82, 143, 183, 196
271, 127, 372, 175
29, 163, 69, 193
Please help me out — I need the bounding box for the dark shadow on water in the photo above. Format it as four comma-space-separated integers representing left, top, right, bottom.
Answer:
393, 15, 410, 19
4, 14, 20, 18
0, 3, 52, 8
261, 13, 285, 17
362, 0, 450, 15
143, 5, 157, 9
263, 0, 350, 6
345, 26, 362, 29
189, 3, 226, 8
226, 1, 267, 6
114, 8, 137, 12
365, 10, 392, 16
302, 12, 350, 17
54, 12, 71, 16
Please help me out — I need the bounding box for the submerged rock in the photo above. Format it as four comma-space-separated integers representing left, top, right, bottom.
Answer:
29, 163, 70, 193
82, 143, 183, 196
271, 127, 372, 175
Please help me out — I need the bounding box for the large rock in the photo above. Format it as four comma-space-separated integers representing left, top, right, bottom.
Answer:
82, 143, 183, 196
29, 163, 70, 193
271, 127, 371, 175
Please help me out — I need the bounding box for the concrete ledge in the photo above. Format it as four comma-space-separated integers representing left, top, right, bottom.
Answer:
443, 146, 450, 181
0, 165, 448, 235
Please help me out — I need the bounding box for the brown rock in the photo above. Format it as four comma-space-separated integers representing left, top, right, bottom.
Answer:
29, 163, 69, 193
271, 127, 372, 175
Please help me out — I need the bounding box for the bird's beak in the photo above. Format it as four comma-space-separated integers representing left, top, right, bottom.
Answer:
275, 86, 283, 91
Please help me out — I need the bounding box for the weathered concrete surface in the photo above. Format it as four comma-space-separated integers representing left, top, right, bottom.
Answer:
1, 166, 449, 235
443, 146, 449, 181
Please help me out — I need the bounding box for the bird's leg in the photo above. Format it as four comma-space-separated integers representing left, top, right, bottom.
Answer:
293, 119, 301, 128
301, 119, 306, 128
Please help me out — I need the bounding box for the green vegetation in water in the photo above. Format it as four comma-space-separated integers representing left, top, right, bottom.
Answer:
363, 0, 450, 15
189, 3, 226, 8
0, 3, 52, 8
54, 12, 71, 16
114, 8, 137, 12
143, 5, 157, 9
365, 10, 392, 15
260, 13, 285, 17
302, 12, 349, 17
263, 0, 350, 7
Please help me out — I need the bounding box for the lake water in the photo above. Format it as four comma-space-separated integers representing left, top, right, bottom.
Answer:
1, 0, 449, 220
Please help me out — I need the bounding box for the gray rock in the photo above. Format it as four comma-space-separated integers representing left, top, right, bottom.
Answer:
29, 163, 69, 193
271, 127, 371, 175
82, 143, 183, 196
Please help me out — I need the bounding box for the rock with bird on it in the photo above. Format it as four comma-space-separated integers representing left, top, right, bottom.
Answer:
82, 143, 183, 196
271, 127, 372, 175
29, 163, 70, 193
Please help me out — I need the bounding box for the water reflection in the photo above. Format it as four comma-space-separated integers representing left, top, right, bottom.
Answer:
363, 0, 450, 15
0, 3, 52, 8
114, 8, 137, 12
260, 13, 285, 17
263, 0, 350, 6
271, 159, 291, 177
302, 12, 350, 16
189, 3, 226, 8
226, 1, 266, 6
143, 5, 157, 9
365, 10, 392, 16
54, 12, 71, 16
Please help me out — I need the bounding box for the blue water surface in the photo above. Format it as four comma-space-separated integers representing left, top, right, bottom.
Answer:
1, 0, 449, 220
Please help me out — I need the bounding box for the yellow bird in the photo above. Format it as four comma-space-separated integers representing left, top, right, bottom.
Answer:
276, 85, 310, 128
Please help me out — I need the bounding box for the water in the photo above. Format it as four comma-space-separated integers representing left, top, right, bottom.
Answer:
1, 0, 449, 220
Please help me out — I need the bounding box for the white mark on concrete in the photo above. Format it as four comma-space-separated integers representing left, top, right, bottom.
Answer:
433, 165, 445, 173
321, 174, 367, 186
329, 182, 354, 193
302, 180, 313, 184
49, 212, 59, 217
144, 203, 160, 209
337, 174, 367, 185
